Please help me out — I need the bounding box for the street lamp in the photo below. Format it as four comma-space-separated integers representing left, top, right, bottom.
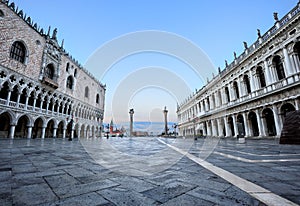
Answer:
172, 123, 178, 138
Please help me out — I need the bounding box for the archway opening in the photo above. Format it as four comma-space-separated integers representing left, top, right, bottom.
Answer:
57, 121, 64, 138
32, 117, 43, 138
0, 112, 11, 138
248, 112, 259, 137
45, 119, 54, 138
15, 115, 29, 138
262, 108, 276, 136
228, 116, 235, 137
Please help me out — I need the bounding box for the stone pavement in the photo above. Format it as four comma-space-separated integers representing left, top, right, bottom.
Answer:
0, 137, 299, 206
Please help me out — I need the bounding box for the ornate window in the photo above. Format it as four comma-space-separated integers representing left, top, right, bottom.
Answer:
85, 86, 89, 98
96, 93, 100, 104
273, 55, 285, 80
45, 64, 55, 80
74, 69, 77, 78
256, 67, 266, 88
225, 87, 230, 102
10, 41, 26, 63
243, 75, 251, 94
233, 81, 239, 98
66, 76, 73, 89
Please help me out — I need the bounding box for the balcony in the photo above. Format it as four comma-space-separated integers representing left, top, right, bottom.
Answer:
42, 76, 58, 89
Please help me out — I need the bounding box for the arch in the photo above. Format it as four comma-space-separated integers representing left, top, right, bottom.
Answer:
10, 85, 19, 102
0, 81, 9, 100
248, 111, 259, 136
262, 108, 276, 136
0, 112, 11, 138
10, 41, 27, 63
243, 75, 251, 94
80, 124, 85, 138
32, 117, 44, 138
280, 103, 296, 118
273, 55, 285, 80
45, 119, 55, 138
15, 115, 30, 138
85, 86, 89, 98
233, 81, 239, 98
45, 63, 55, 80
86, 125, 91, 138
256, 66, 266, 88
66, 76, 73, 89
57, 121, 65, 138
28, 90, 35, 107
19, 87, 27, 105
293, 41, 300, 62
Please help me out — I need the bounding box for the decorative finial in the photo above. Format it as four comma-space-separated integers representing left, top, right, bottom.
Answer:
218, 67, 221, 73
243, 41, 248, 50
273, 12, 278, 21
47, 26, 51, 37
234, 52, 237, 59
225, 60, 228, 67
61, 39, 64, 48
52, 28, 57, 41
257, 29, 261, 38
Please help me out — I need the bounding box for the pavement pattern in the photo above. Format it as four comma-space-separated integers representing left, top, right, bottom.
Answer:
0, 137, 299, 206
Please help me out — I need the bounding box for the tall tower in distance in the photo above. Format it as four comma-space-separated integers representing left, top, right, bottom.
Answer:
163, 106, 168, 135
129, 109, 134, 136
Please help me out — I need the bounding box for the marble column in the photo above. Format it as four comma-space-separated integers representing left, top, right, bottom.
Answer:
41, 127, 46, 139
53, 127, 57, 138
9, 124, 15, 139
6, 89, 12, 105
242, 113, 250, 137
283, 47, 294, 76
27, 126, 32, 139
232, 115, 238, 137
224, 117, 231, 137
264, 60, 272, 85
256, 109, 266, 137
272, 105, 282, 136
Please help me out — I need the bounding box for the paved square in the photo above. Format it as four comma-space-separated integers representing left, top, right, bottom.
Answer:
0, 137, 299, 205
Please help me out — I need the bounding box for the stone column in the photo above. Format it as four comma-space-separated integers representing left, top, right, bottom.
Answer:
33, 96, 37, 109
129, 109, 134, 136
272, 105, 282, 136
207, 121, 211, 136
16, 91, 21, 108
224, 117, 231, 137
6, 89, 12, 105
295, 99, 300, 110
9, 124, 15, 139
242, 113, 250, 137
232, 115, 238, 137
24, 94, 29, 110
46, 99, 50, 114
255, 109, 265, 137
217, 118, 223, 137
53, 126, 57, 138
264, 60, 272, 85
41, 126, 46, 139
292, 53, 300, 73
77, 127, 81, 139
163, 107, 168, 135
283, 47, 294, 76
27, 126, 32, 139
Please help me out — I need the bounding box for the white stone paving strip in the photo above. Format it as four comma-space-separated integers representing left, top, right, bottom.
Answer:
214, 151, 300, 163
157, 138, 299, 206
219, 148, 300, 157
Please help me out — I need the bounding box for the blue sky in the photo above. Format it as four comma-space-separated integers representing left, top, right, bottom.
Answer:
13, 0, 298, 123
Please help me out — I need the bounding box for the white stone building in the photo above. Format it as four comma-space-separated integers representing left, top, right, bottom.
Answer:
0, 1, 105, 139
177, 2, 300, 138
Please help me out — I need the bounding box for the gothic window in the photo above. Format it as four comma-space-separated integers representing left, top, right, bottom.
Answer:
45, 64, 55, 80
243, 75, 251, 94
96, 93, 100, 104
85, 86, 89, 98
233, 81, 239, 98
66, 76, 73, 89
256, 66, 266, 88
225, 87, 230, 102
66, 62, 70, 72
74, 69, 77, 78
273, 55, 285, 80
10, 41, 26, 63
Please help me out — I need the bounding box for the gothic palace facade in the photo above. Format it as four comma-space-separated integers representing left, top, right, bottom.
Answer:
177, 2, 300, 138
0, 1, 105, 138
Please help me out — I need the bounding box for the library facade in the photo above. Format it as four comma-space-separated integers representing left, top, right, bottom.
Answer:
177, 3, 300, 139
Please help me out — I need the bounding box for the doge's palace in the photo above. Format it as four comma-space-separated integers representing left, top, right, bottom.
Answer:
0, 1, 105, 139
177, 2, 300, 139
